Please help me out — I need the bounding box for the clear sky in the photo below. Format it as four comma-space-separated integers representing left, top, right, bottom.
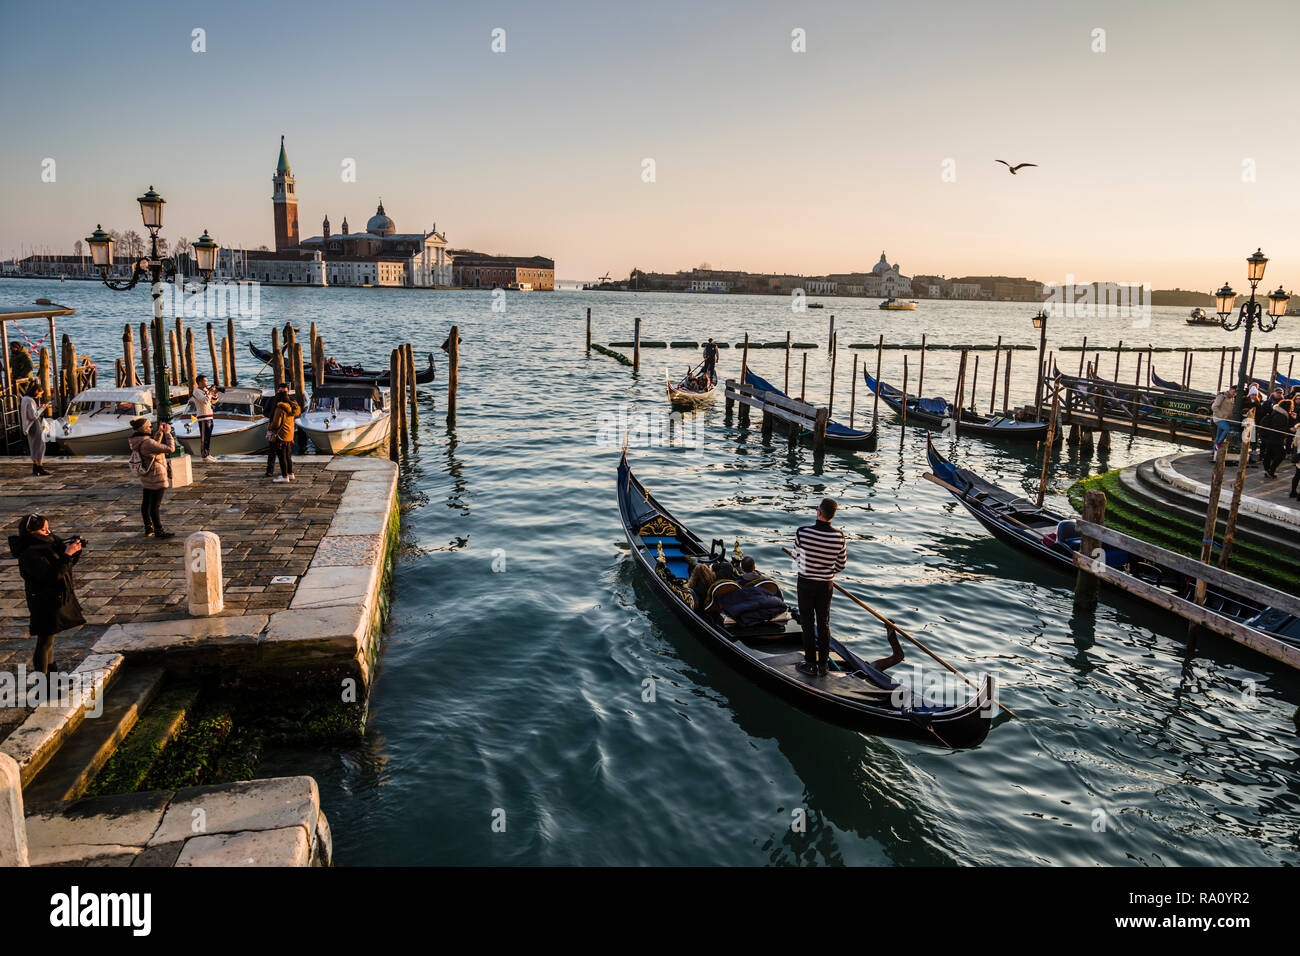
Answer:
2, 0, 1298, 290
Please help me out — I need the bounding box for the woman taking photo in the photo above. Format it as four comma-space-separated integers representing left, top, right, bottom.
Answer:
128, 417, 176, 539
8, 513, 84, 674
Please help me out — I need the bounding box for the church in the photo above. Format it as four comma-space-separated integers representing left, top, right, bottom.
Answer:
243, 137, 453, 287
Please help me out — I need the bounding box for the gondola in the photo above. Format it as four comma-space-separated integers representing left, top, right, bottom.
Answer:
1149, 366, 1296, 396
617, 454, 994, 746
666, 361, 717, 406
863, 371, 1050, 441
247, 342, 436, 386
923, 440, 1300, 646
743, 369, 877, 450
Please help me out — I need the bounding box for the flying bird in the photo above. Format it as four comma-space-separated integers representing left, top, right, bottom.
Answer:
996, 160, 1038, 175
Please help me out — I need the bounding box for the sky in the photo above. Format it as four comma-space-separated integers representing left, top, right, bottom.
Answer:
1, 0, 1298, 291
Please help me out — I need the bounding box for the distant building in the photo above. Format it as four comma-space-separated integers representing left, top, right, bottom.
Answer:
451, 252, 555, 290
863, 251, 912, 298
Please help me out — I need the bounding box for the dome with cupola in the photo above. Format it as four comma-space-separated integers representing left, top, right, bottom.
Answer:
366, 200, 396, 236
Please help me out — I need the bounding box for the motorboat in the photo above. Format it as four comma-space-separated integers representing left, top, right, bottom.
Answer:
879, 297, 918, 310
51, 386, 158, 456
175, 386, 270, 457
298, 383, 391, 455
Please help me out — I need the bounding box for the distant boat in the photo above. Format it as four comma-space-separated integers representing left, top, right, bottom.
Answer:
806, 302, 825, 309
879, 297, 917, 310
1186, 307, 1217, 326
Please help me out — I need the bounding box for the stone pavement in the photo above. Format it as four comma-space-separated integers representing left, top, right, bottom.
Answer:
0, 455, 396, 740
1162, 451, 1299, 528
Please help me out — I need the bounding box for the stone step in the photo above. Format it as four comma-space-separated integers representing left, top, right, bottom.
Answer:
21, 665, 164, 808
1130, 461, 1300, 560
86, 682, 201, 795
0, 654, 124, 787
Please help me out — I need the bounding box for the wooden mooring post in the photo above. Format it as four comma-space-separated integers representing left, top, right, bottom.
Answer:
185, 330, 196, 391
389, 348, 401, 461
849, 353, 859, 428
799, 351, 807, 402
585, 308, 592, 351
871, 335, 883, 434
916, 334, 927, 400
271, 327, 285, 389
206, 323, 219, 384
633, 317, 641, 374
140, 323, 151, 386
1194, 440, 1230, 608
738, 333, 751, 425
1218, 414, 1253, 570
405, 343, 418, 430
784, 331, 791, 393
122, 325, 136, 387
1035, 381, 1061, 507
447, 324, 459, 426
989, 335, 1002, 414
1072, 489, 1106, 613
1002, 348, 1011, 414
226, 317, 238, 385
900, 355, 909, 452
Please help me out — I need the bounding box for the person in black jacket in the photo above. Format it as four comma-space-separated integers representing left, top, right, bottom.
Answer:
9, 513, 84, 674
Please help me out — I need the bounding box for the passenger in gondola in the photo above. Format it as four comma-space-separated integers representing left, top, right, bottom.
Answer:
737, 555, 763, 585
687, 562, 717, 613
325, 356, 342, 373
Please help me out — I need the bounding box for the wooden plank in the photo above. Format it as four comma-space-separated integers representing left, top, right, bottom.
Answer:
1075, 519, 1300, 619
1070, 552, 1300, 669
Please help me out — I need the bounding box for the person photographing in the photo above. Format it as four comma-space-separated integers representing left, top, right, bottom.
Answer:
128, 418, 176, 539
9, 513, 84, 674
191, 373, 219, 462
793, 497, 848, 677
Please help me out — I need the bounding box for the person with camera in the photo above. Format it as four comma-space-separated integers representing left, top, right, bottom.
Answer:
19, 382, 51, 476
128, 417, 177, 539
8, 513, 85, 674
190, 373, 220, 462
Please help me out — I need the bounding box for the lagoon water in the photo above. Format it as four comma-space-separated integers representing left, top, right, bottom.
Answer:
5, 278, 1299, 865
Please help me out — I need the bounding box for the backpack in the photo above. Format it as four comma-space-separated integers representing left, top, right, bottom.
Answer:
126, 437, 154, 477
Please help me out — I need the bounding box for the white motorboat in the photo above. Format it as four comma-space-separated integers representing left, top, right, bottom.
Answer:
175, 386, 270, 457
298, 383, 391, 455
52, 386, 158, 456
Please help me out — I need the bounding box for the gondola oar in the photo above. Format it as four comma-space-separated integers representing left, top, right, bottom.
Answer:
780, 546, 1019, 719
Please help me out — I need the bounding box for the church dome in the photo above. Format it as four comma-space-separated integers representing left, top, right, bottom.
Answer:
366, 200, 396, 236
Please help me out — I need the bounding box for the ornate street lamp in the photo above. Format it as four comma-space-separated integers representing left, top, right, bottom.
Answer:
1216, 249, 1288, 452
85, 187, 219, 446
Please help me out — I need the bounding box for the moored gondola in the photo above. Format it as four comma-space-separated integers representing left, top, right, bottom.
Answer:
863, 371, 1049, 441
923, 439, 1300, 647
248, 342, 435, 385
617, 454, 994, 746
743, 369, 877, 450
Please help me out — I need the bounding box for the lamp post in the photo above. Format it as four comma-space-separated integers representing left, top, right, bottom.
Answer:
85, 187, 218, 447
1031, 307, 1049, 421
1213, 248, 1288, 454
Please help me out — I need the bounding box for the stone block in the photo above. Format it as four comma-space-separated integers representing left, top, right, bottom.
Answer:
150, 776, 319, 847
289, 565, 375, 612
184, 531, 224, 616
260, 606, 367, 666
175, 826, 310, 867
0, 752, 26, 866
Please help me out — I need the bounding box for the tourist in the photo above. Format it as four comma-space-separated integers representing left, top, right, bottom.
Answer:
793, 497, 848, 678
702, 338, 719, 381
8, 513, 84, 674
1210, 385, 1236, 450
1289, 418, 1300, 499
265, 382, 300, 483
687, 562, 716, 611
325, 356, 341, 373
737, 555, 762, 585
9, 342, 32, 383
191, 373, 219, 462
128, 418, 176, 539
19, 382, 51, 476
1261, 399, 1292, 479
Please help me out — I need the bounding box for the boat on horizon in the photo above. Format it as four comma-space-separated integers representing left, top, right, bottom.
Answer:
879, 297, 918, 310
1186, 307, 1218, 326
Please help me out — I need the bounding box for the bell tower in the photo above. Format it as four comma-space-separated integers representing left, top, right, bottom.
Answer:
272, 135, 299, 251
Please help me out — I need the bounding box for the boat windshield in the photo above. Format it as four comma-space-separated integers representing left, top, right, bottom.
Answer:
66, 400, 147, 417
311, 395, 373, 413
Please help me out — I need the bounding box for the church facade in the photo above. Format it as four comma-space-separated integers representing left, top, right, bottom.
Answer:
255, 138, 453, 287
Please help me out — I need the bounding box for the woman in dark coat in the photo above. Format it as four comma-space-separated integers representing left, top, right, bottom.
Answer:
8, 513, 84, 674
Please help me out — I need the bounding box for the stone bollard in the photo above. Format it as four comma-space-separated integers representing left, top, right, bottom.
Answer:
185, 531, 224, 616
0, 752, 28, 867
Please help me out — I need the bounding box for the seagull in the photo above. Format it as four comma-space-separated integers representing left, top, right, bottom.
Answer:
996, 160, 1038, 175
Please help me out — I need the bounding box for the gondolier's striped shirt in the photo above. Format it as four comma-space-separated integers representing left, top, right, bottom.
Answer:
794, 521, 847, 581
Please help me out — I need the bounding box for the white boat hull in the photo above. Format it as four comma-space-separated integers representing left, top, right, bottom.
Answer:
299, 413, 390, 455
176, 418, 270, 457
55, 420, 137, 456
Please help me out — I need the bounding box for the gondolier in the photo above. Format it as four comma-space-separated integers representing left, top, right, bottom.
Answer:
702, 338, 719, 382
794, 497, 848, 677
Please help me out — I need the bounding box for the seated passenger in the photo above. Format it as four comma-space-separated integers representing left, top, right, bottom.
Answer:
737, 555, 763, 585
325, 356, 342, 372
687, 563, 716, 611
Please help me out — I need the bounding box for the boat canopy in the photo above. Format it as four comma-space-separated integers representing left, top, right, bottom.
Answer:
313, 384, 383, 403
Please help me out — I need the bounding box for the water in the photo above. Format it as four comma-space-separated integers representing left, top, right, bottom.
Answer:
6, 278, 1299, 866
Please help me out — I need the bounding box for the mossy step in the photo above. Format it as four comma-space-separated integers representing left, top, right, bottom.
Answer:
22, 665, 164, 808
1067, 471, 1300, 593
84, 681, 201, 798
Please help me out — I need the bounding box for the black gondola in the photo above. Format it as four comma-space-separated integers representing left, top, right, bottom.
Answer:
247, 342, 436, 386
617, 454, 994, 747
743, 369, 877, 450
924, 439, 1300, 647
863, 371, 1050, 441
